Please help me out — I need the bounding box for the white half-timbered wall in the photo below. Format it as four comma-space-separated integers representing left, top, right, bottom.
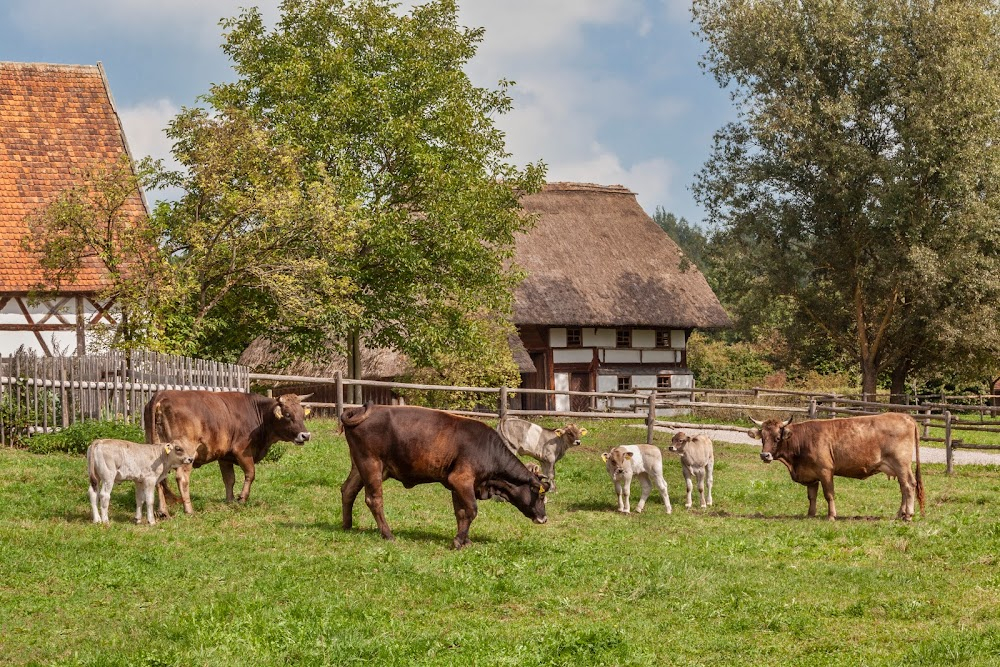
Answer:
0, 295, 117, 356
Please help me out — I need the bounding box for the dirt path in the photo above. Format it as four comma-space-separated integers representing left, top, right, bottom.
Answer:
651, 424, 1000, 466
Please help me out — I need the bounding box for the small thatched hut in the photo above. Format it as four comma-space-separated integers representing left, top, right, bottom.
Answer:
238, 336, 413, 409
514, 182, 731, 411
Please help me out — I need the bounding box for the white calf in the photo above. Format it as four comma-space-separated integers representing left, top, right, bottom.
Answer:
601, 445, 671, 514
669, 432, 715, 509
87, 438, 196, 525
497, 417, 586, 491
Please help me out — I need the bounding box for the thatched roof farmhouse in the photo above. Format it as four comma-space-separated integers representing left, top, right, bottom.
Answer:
514, 182, 730, 411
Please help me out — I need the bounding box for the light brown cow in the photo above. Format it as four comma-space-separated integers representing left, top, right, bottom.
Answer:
144, 390, 311, 516
748, 413, 924, 521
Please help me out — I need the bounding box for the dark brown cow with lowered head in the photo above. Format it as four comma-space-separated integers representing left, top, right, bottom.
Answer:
340, 402, 550, 549
144, 390, 311, 516
748, 413, 924, 521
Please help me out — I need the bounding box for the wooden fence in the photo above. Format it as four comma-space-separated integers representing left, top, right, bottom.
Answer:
5, 353, 1000, 475
0, 350, 248, 445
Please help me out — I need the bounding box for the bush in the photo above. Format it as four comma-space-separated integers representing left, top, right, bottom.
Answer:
26, 420, 145, 455
687, 332, 776, 389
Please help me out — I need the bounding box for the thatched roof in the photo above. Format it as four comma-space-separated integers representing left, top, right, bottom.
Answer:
508, 334, 536, 374
514, 182, 731, 329
238, 336, 412, 379
239, 335, 537, 377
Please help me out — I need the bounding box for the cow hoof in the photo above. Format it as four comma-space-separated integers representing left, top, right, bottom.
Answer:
685, 503, 693, 509
666, 508, 673, 514
452, 538, 471, 549
827, 516, 837, 522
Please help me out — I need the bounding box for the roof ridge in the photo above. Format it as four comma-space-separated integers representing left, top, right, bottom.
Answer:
0, 61, 99, 72
543, 182, 635, 195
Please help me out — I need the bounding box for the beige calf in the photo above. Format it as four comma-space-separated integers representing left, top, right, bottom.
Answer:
669, 432, 715, 509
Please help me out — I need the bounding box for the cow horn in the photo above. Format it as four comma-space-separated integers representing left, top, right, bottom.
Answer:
779, 418, 792, 428
298, 393, 313, 401
749, 417, 764, 427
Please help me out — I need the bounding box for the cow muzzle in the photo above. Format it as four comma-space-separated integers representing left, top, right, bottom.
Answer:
534, 516, 548, 524
295, 432, 311, 444
760, 452, 773, 463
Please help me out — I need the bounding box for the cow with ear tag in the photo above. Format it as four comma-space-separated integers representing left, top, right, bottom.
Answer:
144, 390, 312, 516
496, 418, 587, 492
601, 444, 672, 514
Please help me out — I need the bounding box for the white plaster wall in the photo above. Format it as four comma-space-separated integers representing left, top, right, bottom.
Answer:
583, 328, 615, 347
554, 372, 570, 412
553, 349, 593, 364
671, 330, 686, 349
632, 375, 657, 389
604, 349, 641, 364
669, 373, 694, 389
641, 350, 677, 363
596, 375, 618, 392
632, 329, 655, 348
550, 328, 567, 348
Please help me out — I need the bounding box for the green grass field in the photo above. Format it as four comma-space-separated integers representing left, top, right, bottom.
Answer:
3, 418, 1000, 666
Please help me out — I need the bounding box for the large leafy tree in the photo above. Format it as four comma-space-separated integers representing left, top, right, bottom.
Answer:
202, 0, 545, 390
694, 0, 1000, 399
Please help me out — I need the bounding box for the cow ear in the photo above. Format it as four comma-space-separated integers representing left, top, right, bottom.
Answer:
273, 404, 284, 419
748, 428, 761, 439
580, 428, 588, 436
625, 452, 634, 460
555, 428, 564, 437
601, 452, 609, 462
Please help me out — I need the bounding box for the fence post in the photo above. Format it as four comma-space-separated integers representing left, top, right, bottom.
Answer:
945, 410, 953, 475
922, 408, 931, 438
808, 398, 817, 419
335, 371, 343, 420
498, 386, 508, 420
646, 392, 656, 445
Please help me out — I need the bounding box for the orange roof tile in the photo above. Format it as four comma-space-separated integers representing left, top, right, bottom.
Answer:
0, 62, 147, 294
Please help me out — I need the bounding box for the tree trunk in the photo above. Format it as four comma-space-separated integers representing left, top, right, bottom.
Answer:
890, 359, 910, 405
861, 358, 879, 402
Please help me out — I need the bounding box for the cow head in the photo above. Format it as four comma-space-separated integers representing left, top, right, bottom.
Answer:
669, 432, 691, 453
748, 416, 792, 462
271, 394, 312, 444
555, 424, 587, 446
601, 447, 634, 480
163, 438, 197, 468
476, 474, 550, 524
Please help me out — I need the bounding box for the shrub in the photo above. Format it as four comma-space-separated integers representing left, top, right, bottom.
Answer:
26, 420, 145, 455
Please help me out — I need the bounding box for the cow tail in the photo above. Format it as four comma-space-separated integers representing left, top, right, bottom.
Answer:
340, 401, 373, 429
914, 421, 925, 516
87, 445, 99, 492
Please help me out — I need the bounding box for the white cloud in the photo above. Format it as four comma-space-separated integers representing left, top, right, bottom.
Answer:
117, 99, 180, 169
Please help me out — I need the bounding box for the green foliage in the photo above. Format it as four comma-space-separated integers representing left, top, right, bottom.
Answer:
694, 0, 1000, 398
26, 420, 144, 455
398, 320, 522, 409
0, 387, 58, 448
652, 207, 711, 274
687, 331, 776, 389
20, 156, 165, 351
3, 419, 1000, 665
201, 0, 545, 368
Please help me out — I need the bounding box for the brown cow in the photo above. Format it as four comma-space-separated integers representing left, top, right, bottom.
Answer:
144, 390, 311, 516
340, 402, 549, 549
749, 413, 924, 521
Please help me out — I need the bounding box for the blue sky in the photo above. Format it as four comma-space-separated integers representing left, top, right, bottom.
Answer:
1, 0, 736, 224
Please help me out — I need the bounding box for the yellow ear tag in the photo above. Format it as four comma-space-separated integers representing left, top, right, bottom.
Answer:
581, 429, 588, 436
304, 408, 312, 417
539, 486, 546, 495
164, 445, 171, 454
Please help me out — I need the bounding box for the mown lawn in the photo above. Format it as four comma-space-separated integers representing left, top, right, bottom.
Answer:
3, 417, 1000, 666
